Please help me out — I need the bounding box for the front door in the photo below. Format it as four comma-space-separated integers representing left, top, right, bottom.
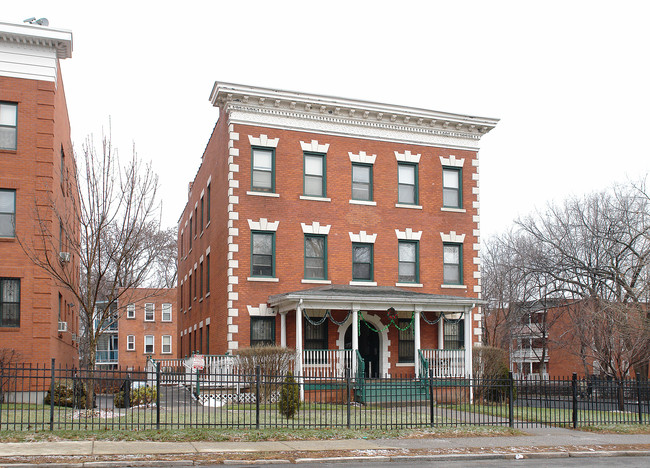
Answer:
345, 324, 380, 378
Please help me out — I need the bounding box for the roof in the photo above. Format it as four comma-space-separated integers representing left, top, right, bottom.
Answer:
268, 284, 483, 313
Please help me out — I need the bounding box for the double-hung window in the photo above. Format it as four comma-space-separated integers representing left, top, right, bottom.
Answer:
162, 303, 172, 322
304, 152, 326, 197
251, 147, 275, 192
352, 243, 373, 281
0, 102, 17, 150
162, 335, 172, 354
126, 335, 135, 351
443, 243, 462, 284
206, 182, 211, 225
351, 163, 372, 201
126, 303, 135, 319
304, 319, 328, 363
0, 189, 16, 237
144, 303, 155, 321
144, 335, 154, 354
398, 319, 415, 363
304, 235, 327, 280
250, 316, 275, 346
398, 163, 418, 205
251, 231, 275, 277
206, 253, 211, 294
0, 278, 20, 327
442, 167, 462, 208
398, 241, 419, 283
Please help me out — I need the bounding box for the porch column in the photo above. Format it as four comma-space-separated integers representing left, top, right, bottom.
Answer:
438, 314, 444, 349
464, 306, 473, 378
414, 309, 421, 377
280, 311, 287, 348
352, 308, 359, 375
296, 300, 304, 401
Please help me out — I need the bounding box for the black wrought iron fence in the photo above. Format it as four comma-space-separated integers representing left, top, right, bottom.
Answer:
0, 361, 648, 431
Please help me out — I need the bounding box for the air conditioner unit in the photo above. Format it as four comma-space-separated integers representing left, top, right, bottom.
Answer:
58, 321, 68, 332
59, 252, 71, 263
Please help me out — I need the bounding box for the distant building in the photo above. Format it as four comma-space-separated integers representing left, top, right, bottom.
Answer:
94, 288, 179, 371
0, 20, 78, 370
177, 82, 497, 379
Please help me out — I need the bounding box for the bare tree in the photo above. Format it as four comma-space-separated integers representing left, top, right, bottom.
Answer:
22, 133, 170, 406
149, 226, 178, 288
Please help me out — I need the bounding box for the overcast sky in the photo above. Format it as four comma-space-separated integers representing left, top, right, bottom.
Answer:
6, 1, 650, 238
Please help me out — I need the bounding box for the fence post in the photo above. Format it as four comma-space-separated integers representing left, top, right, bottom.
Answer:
255, 365, 261, 430
124, 374, 131, 409
49, 358, 55, 431
508, 372, 514, 428
636, 373, 643, 425
345, 365, 351, 429
572, 373, 578, 429
156, 362, 161, 430
429, 370, 435, 428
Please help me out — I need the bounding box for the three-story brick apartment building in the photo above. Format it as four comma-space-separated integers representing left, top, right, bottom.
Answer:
178, 82, 497, 379
0, 21, 79, 379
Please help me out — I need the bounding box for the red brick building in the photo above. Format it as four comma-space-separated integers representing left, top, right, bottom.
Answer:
0, 21, 79, 376
178, 82, 497, 379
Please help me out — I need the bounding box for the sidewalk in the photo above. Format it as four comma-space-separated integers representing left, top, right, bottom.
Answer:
0, 427, 648, 466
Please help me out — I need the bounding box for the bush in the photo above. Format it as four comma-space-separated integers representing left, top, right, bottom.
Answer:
114, 385, 157, 408
45, 378, 90, 408
235, 346, 297, 403
278, 371, 300, 418
473, 346, 514, 403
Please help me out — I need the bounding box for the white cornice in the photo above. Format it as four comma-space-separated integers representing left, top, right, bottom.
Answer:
210, 82, 499, 150
0, 21, 72, 59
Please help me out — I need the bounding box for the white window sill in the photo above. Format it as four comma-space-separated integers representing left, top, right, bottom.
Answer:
248, 277, 279, 282
441, 207, 466, 213
349, 199, 376, 206
247, 191, 280, 198
441, 284, 467, 289
205, 292, 210, 298
302, 279, 332, 284
126, 349, 135, 352
349, 281, 377, 286
395, 362, 415, 367
395, 203, 422, 210
300, 195, 331, 202
161, 352, 172, 355
161, 320, 172, 323
395, 283, 423, 288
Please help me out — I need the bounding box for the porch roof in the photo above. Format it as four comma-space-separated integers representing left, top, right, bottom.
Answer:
268, 284, 483, 314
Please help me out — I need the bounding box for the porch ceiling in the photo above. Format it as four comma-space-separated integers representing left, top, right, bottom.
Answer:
268, 284, 484, 314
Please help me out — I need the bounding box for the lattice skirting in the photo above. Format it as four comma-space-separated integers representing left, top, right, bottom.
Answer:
198, 391, 281, 406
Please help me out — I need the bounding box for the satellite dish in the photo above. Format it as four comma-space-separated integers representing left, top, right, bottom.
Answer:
36, 18, 49, 26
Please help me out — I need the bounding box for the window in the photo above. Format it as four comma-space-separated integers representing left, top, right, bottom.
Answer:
162, 335, 172, 354
0, 189, 16, 237
206, 182, 211, 225
442, 167, 462, 208
200, 196, 204, 232
398, 241, 418, 283
0, 278, 20, 327
199, 260, 204, 298
60, 146, 66, 191
194, 207, 198, 237
0, 102, 17, 150
206, 254, 210, 294
443, 243, 462, 284
199, 327, 203, 353
144, 303, 155, 321
194, 267, 197, 298
144, 335, 154, 354
180, 231, 184, 257
398, 163, 418, 204
251, 231, 274, 277
251, 147, 275, 192
304, 235, 327, 280
444, 320, 464, 349
351, 163, 372, 201
162, 303, 172, 322
189, 216, 192, 246
250, 316, 275, 346
127, 303, 135, 319
303, 152, 326, 197
398, 319, 414, 363
206, 324, 210, 355
352, 243, 373, 281
304, 319, 328, 350
127, 335, 135, 351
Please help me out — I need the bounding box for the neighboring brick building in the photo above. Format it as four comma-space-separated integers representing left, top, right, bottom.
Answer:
178, 82, 498, 378
0, 20, 79, 373
94, 288, 179, 371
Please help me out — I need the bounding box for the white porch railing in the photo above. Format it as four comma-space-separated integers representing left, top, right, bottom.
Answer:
302, 349, 352, 379
420, 349, 466, 378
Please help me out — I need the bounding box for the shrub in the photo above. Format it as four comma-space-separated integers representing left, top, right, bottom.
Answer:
473, 346, 514, 403
235, 346, 297, 403
114, 385, 157, 407
44, 378, 90, 408
278, 371, 300, 418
